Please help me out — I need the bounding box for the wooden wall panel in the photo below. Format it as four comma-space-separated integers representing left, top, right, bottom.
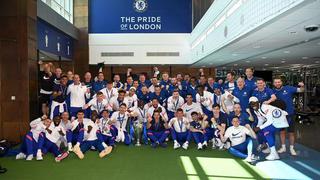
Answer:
0, 0, 37, 142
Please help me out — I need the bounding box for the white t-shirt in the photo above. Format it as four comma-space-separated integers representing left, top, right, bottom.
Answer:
221, 91, 238, 113
46, 123, 65, 143
111, 111, 130, 131
124, 94, 138, 111
168, 117, 189, 133
181, 102, 203, 122
59, 120, 72, 131
254, 104, 288, 129
196, 91, 213, 111
29, 118, 46, 142
147, 105, 168, 120
98, 87, 118, 103
132, 106, 148, 124
98, 117, 112, 136
67, 83, 88, 107
108, 96, 125, 112
87, 98, 108, 113
167, 96, 185, 112
224, 126, 250, 146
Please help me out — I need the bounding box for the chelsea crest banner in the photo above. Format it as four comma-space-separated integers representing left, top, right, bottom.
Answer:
89, 0, 192, 33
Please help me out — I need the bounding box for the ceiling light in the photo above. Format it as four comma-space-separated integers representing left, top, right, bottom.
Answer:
233, 64, 238, 66
315, 61, 320, 64
265, 64, 269, 66
202, 66, 206, 68
261, 57, 267, 59
302, 57, 309, 59
232, 53, 238, 56
253, 45, 261, 49
245, 60, 251, 63
209, 63, 213, 65
284, 51, 290, 54
281, 60, 286, 63
262, 68, 267, 71
40, 56, 45, 59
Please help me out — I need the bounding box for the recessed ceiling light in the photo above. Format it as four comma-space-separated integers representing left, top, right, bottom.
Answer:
304, 39, 309, 42
265, 64, 269, 66
315, 61, 320, 64
261, 57, 267, 59
284, 50, 290, 54
202, 65, 206, 68
302, 57, 309, 59
262, 68, 267, 71
274, 67, 279, 69
232, 53, 238, 56
253, 45, 261, 49
245, 60, 251, 63
281, 60, 286, 63
40, 56, 45, 59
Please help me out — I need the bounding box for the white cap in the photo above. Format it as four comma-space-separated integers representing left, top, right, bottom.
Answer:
249, 96, 259, 103
129, 87, 136, 91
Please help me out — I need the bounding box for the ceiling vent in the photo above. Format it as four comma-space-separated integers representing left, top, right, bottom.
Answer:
101, 52, 134, 57
146, 52, 180, 56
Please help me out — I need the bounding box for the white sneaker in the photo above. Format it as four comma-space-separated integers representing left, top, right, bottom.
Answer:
68, 143, 73, 152
26, 155, 34, 161
266, 152, 280, 161
212, 142, 216, 149
277, 146, 286, 153
182, 142, 189, 150
36, 151, 43, 161
16, 153, 26, 160
197, 143, 203, 150
244, 156, 253, 163
224, 142, 231, 149
262, 148, 271, 154
202, 141, 208, 148
174, 142, 181, 149
215, 138, 222, 147
290, 147, 297, 156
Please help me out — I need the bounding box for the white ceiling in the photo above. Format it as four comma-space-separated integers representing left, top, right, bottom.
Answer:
193, 0, 320, 70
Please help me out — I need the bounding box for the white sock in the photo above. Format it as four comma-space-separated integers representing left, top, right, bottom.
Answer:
270, 146, 276, 154
282, 144, 286, 148
185, 141, 189, 144
102, 142, 108, 148
290, 145, 294, 149
174, 140, 178, 144
75, 142, 80, 146
37, 149, 42, 154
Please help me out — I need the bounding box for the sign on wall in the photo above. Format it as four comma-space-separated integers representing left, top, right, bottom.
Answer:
89, 0, 192, 33
37, 18, 73, 59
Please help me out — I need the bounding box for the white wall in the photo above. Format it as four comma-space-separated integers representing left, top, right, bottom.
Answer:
89, 33, 191, 65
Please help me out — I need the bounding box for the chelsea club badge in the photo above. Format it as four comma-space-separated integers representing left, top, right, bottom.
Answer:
272, 109, 282, 118
133, 0, 148, 13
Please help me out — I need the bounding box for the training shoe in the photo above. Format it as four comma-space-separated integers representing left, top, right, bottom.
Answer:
202, 141, 208, 148
36, 151, 43, 161
73, 145, 84, 159
277, 146, 286, 154
174, 141, 181, 149
182, 142, 189, 150
224, 142, 231, 149
266, 152, 280, 161
244, 156, 253, 163
26, 155, 33, 161
135, 142, 141, 147
290, 147, 297, 156
262, 148, 271, 154
55, 152, 69, 162
16, 153, 26, 160
197, 143, 203, 150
